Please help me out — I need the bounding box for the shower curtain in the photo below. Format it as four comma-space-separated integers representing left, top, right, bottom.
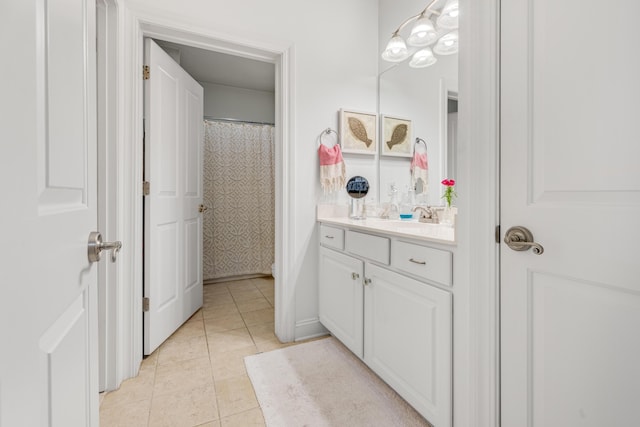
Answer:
203, 120, 275, 280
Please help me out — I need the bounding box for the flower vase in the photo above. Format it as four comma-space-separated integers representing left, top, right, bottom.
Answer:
441, 206, 454, 226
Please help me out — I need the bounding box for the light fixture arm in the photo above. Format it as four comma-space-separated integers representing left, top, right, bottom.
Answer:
388, 0, 441, 37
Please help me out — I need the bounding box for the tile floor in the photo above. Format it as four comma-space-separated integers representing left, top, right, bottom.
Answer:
100, 277, 302, 427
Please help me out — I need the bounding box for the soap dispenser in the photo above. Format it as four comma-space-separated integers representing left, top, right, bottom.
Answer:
388, 183, 400, 220
399, 185, 415, 220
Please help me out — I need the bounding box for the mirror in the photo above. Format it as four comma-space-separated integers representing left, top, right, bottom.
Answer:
378, 0, 458, 207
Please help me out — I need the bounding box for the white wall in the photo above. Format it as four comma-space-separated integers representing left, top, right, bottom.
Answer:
124, 0, 379, 339
201, 82, 275, 124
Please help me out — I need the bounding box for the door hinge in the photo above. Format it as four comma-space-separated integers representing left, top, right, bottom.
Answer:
143, 297, 150, 312
143, 65, 150, 80
143, 181, 150, 196
495, 225, 501, 243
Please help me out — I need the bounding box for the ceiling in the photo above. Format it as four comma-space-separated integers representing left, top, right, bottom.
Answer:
156, 40, 275, 92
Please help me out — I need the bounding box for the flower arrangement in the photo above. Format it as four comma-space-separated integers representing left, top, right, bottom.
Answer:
441, 179, 457, 207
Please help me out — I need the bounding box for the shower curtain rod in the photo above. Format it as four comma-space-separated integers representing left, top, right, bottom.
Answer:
203, 116, 275, 126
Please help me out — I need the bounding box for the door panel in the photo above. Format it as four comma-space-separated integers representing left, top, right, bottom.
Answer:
318, 247, 364, 357
0, 0, 98, 425
144, 39, 204, 355
501, 0, 640, 425
364, 263, 451, 427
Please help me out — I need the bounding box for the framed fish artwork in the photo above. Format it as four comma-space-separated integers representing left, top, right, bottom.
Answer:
339, 109, 378, 155
381, 115, 412, 157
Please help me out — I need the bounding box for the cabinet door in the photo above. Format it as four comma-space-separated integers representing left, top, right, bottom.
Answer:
319, 247, 364, 358
364, 263, 452, 427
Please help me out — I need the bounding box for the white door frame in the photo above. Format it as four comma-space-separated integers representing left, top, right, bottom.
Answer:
100, 2, 295, 386
456, 0, 501, 426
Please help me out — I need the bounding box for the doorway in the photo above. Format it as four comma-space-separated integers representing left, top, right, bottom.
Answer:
97, 10, 295, 391
144, 39, 277, 353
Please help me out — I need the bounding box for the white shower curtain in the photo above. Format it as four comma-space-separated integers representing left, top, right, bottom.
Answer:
203, 120, 275, 280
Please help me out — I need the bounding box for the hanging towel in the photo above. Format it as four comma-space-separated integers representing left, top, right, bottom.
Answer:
410, 152, 429, 194
318, 143, 346, 194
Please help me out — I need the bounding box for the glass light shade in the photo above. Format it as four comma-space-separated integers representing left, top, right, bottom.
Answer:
433, 31, 459, 55
381, 35, 409, 62
409, 48, 437, 68
437, 0, 459, 29
407, 16, 438, 47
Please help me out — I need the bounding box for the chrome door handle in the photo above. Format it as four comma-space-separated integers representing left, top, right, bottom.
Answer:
504, 226, 544, 255
88, 231, 122, 263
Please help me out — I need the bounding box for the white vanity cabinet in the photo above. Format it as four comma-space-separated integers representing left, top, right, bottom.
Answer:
318, 221, 453, 427
318, 246, 364, 358
364, 263, 452, 427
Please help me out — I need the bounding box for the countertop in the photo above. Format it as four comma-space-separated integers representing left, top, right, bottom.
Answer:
317, 205, 456, 245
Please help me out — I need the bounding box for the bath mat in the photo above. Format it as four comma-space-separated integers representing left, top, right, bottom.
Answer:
244, 336, 431, 427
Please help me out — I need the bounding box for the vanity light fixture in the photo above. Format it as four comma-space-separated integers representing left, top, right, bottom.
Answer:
381, 0, 459, 68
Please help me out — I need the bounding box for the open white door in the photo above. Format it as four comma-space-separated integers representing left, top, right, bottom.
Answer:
0, 0, 100, 425
144, 39, 204, 355
501, 1, 640, 426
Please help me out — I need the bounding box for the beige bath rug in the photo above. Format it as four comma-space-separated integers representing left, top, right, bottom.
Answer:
244, 336, 430, 427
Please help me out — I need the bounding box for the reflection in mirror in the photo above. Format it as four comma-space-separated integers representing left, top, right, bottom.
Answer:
378, 0, 458, 208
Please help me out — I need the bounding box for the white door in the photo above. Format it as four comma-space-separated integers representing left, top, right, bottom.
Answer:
0, 0, 99, 425
501, 1, 640, 426
144, 39, 204, 355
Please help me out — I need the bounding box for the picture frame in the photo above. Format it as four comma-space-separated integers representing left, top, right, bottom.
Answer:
339, 109, 378, 155
381, 115, 412, 157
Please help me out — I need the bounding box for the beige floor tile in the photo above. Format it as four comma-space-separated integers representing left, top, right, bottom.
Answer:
101, 365, 155, 409
215, 375, 259, 418
246, 322, 277, 344
235, 297, 271, 314
252, 278, 273, 292
229, 288, 264, 302
208, 328, 255, 354
149, 384, 218, 427
225, 281, 257, 291
204, 312, 246, 333
204, 283, 232, 294
166, 317, 206, 342
142, 347, 159, 368
197, 421, 221, 427
255, 338, 295, 353
210, 345, 258, 381
99, 398, 151, 426
265, 295, 275, 306
153, 357, 214, 396
220, 407, 265, 427
158, 334, 209, 365
202, 303, 240, 320
204, 292, 235, 307
258, 288, 274, 300
240, 307, 274, 326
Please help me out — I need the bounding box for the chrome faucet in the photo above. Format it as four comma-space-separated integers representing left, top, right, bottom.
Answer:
413, 206, 439, 224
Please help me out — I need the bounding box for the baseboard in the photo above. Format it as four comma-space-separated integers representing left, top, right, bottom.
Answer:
294, 318, 328, 341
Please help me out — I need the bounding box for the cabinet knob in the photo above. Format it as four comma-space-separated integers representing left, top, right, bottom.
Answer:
363, 278, 372, 286
352, 272, 360, 280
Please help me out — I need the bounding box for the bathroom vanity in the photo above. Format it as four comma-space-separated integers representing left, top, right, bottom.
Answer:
317, 211, 454, 427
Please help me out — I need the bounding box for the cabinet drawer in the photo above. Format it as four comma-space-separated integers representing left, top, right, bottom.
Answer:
346, 231, 390, 265
392, 240, 452, 286
320, 224, 345, 250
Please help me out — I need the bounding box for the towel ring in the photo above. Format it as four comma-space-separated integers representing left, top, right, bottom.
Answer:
319, 128, 340, 147
415, 137, 428, 152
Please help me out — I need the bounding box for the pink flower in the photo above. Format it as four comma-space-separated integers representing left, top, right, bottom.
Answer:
441, 179, 455, 186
